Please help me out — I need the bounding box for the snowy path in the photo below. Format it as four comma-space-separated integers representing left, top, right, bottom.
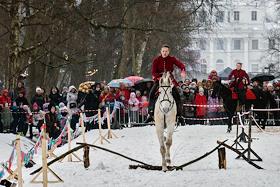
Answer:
1, 125, 280, 187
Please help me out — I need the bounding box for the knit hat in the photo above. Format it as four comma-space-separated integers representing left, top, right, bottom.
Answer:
199, 87, 204, 93
36, 87, 42, 93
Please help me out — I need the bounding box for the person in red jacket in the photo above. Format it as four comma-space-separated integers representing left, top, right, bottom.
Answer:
228, 62, 249, 104
145, 44, 186, 123
0, 89, 12, 108
195, 87, 207, 118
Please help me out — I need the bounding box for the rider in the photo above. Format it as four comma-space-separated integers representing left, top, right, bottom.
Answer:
228, 62, 249, 105
144, 44, 186, 124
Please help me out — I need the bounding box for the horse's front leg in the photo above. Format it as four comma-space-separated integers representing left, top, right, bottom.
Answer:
156, 123, 167, 171
165, 120, 175, 166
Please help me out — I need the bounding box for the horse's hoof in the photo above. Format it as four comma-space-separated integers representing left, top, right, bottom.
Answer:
162, 167, 168, 172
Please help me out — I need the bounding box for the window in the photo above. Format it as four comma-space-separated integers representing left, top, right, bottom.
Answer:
199, 39, 207, 50
252, 40, 258, 50
234, 11, 240, 21
216, 59, 224, 72
269, 39, 275, 49
233, 39, 241, 50
215, 38, 225, 50
251, 11, 257, 21
251, 64, 259, 72
216, 11, 224, 23
201, 64, 207, 74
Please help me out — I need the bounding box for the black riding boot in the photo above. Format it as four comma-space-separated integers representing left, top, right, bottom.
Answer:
172, 87, 185, 125
144, 81, 158, 124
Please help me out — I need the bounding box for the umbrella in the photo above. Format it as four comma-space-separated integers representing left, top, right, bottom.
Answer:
251, 73, 275, 82
134, 78, 153, 85
218, 67, 232, 80
124, 76, 144, 86
107, 79, 133, 88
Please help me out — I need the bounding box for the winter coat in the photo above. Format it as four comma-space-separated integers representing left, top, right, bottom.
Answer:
128, 92, 140, 111
228, 69, 249, 89
115, 88, 130, 102
67, 87, 78, 109
182, 92, 195, 117
0, 90, 12, 107
1, 107, 12, 129
15, 95, 29, 106
152, 55, 185, 86
84, 91, 99, 117
45, 112, 60, 139
194, 94, 207, 117
31, 94, 45, 110
207, 96, 219, 113
49, 89, 62, 106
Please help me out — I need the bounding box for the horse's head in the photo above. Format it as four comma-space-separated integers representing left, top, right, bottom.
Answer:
158, 72, 175, 114
211, 80, 231, 99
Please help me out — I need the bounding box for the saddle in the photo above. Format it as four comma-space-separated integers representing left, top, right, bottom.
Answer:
230, 88, 256, 100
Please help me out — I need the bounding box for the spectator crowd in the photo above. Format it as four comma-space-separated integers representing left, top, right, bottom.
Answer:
0, 70, 280, 140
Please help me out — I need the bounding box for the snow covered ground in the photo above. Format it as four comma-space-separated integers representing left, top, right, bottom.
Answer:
1, 125, 280, 187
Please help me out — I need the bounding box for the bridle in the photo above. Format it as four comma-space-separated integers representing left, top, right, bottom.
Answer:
158, 80, 175, 114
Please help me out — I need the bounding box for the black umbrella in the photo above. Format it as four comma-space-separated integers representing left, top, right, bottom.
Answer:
251, 73, 275, 82
218, 67, 232, 80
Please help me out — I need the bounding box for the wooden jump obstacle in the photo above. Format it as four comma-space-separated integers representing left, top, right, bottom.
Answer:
104, 107, 118, 139
30, 126, 63, 186
4, 135, 24, 186
60, 120, 82, 162
93, 109, 110, 145
236, 108, 262, 162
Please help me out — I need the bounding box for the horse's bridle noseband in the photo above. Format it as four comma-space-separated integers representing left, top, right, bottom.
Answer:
159, 85, 175, 113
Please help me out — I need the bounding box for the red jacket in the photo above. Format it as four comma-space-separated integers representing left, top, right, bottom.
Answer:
99, 93, 115, 103
0, 90, 11, 107
152, 55, 185, 86
228, 69, 249, 89
195, 94, 207, 117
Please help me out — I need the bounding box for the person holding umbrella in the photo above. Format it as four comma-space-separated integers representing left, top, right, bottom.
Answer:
144, 44, 186, 124
228, 62, 249, 105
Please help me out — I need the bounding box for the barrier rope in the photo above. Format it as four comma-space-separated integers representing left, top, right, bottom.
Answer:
183, 104, 223, 108
251, 108, 280, 112
182, 116, 229, 121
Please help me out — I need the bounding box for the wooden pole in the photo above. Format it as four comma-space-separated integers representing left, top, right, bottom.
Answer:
92, 109, 110, 145
106, 107, 112, 139
15, 135, 23, 187
67, 120, 72, 162
248, 107, 253, 160
42, 126, 48, 187
98, 109, 103, 144
218, 147, 226, 169
105, 107, 118, 139
80, 113, 86, 143
235, 114, 239, 150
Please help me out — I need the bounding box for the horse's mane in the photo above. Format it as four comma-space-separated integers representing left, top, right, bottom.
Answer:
214, 81, 232, 97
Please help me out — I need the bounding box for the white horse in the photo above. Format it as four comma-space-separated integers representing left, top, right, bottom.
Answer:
154, 71, 177, 171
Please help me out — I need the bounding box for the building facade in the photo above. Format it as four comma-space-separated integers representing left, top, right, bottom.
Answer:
191, 0, 278, 79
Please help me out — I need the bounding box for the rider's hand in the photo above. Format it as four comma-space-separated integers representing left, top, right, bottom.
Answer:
181, 70, 186, 80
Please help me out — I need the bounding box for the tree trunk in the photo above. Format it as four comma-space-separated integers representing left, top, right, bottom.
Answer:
8, 0, 21, 89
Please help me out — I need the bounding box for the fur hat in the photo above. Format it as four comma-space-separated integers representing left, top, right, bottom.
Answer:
68, 85, 77, 92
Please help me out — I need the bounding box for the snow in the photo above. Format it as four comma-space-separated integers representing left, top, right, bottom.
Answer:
1, 125, 280, 187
